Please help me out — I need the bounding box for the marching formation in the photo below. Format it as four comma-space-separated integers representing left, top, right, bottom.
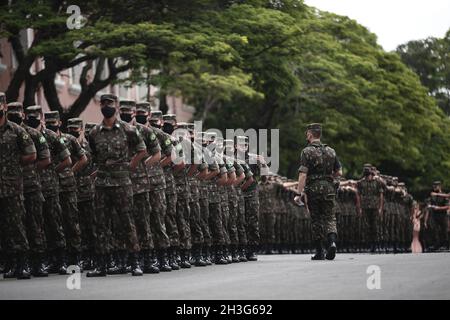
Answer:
1, 91, 449, 281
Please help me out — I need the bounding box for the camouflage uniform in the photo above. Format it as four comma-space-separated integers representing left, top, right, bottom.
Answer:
298, 140, 341, 242
429, 193, 449, 249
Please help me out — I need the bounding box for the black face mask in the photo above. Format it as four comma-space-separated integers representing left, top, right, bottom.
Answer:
135, 115, 148, 125
120, 113, 133, 123
150, 120, 161, 129
162, 123, 174, 134
7, 113, 22, 125
101, 105, 116, 119
69, 131, 80, 139
26, 117, 41, 129
46, 124, 59, 133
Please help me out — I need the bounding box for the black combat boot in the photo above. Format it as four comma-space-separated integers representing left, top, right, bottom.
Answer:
238, 246, 248, 262
106, 253, 120, 275
81, 251, 94, 270
168, 247, 180, 270
311, 240, 325, 260
55, 248, 68, 275
202, 245, 212, 266
68, 251, 83, 273
192, 245, 207, 267
14, 253, 31, 280
31, 253, 48, 277
3, 253, 16, 279
86, 255, 107, 277
246, 245, 258, 262
214, 246, 228, 265
230, 245, 240, 263
325, 233, 337, 261
157, 249, 172, 272
223, 246, 232, 264
129, 253, 143, 276
180, 249, 192, 269
143, 250, 159, 274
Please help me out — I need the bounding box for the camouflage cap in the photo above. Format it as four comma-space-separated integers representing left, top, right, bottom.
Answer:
67, 118, 83, 129
84, 122, 97, 133
0, 92, 6, 104
119, 100, 136, 111
100, 93, 118, 102
206, 132, 217, 142
224, 139, 234, 148
7, 102, 23, 113
149, 110, 162, 120
177, 122, 189, 129
44, 111, 60, 122
398, 182, 406, 187
162, 114, 176, 121
306, 123, 322, 131
235, 135, 249, 144
136, 102, 151, 113
363, 163, 373, 168
432, 181, 442, 186
25, 105, 43, 115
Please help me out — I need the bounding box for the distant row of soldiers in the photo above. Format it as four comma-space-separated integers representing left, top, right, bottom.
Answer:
258, 165, 449, 254
0, 92, 269, 280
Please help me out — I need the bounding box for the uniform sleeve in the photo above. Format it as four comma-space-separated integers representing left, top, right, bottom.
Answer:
243, 163, 254, 178
17, 126, 36, 155
145, 128, 161, 156
298, 149, 309, 174
34, 132, 50, 161
334, 155, 342, 172
129, 126, 146, 153
159, 132, 174, 156
55, 136, 71, 161
234, 162, 244, 176
71, 136, 86, 161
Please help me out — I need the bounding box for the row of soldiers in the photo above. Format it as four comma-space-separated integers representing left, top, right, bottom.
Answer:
0, 92, 268, 280
258, 165, 449, 254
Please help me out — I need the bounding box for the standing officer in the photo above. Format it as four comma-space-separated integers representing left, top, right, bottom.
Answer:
87, 94, 147, 277
44, 111, 87, 268
0, 92, 35, 279
355, 164, 384, 253
296, 123, 342, 261
6, 102, 51, 277
428, 181, 449, 251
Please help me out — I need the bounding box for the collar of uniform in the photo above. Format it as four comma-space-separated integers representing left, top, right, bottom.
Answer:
0, 119, 14, 132
100, 118, 121, 131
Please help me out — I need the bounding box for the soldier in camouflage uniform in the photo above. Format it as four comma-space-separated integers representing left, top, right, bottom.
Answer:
6, 102, 50, 277
258, 174, 277, 254
297, 124, 342, 261
87, 94, 147, 277
356, 164, 384, 253
24, 105, 71, 274
0, 93, 36, 279
67, 118, 97, 270
120, 100, 161, 274
145, 108, 174, 271
44, 111, 86, 267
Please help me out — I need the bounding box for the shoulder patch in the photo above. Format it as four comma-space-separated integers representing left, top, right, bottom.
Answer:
60, 138, 65, 144
165, 139, 171, 146
150, 133, 156, 141
22, 133, 29, 140
39, 136, 46, 144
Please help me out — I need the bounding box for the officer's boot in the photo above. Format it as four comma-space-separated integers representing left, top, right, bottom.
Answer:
311, 240, 325, 260
106, 252, 120, 275
180, 249, 192, 268
55, 248, 68, 275
129, 252, 143, 276
14, 252, 31, 280
202, 245, 212, 266
230, 244, 240, 263
143, 250, 159, 274
246, 245, 258, 262
192, 245, 207, 267
168, 247, 180, 270
86, 254, 107, 277
325, 233, 337, 261
31, 252, 48, 277
3, 253, 16, 279
238, 246, 248, 262
214, 245, 228, 265
157, 249, 172, 272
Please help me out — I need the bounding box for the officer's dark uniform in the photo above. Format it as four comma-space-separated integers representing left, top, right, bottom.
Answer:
429, 181, 449, 250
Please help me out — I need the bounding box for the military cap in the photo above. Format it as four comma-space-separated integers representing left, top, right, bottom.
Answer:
84, 122, 97, 133
7, 102, 23, 113
162, 114, 176, 121
432, 181, 441, 185
187, 123, 195, 132
206, 132, 217, 141
25, 105, 42, 115
398, 182, 405, 187
306, 123, 322, 131
224, 139, 234, 147
363, 163, 373, 168
119, 100, 136, 110
149, 110, 162, 120
136, 102, 151, 113
44, 111, 60, 122
100, 93, 118, 102
67, 118, 83, 129
0, 92, 6, 104
235, 135, 249, 144
177, 122, 190, 129
195, 131, 206, 142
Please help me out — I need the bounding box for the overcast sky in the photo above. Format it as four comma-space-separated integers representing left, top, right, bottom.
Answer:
304, 0, 450, 51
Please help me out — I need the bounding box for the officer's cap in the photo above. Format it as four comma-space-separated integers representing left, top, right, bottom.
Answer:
44, 111, 60, 122
306, 123, 322, 131
67, 118, 83, 129
7, 102, 23, 113
100, 94, 118, 103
